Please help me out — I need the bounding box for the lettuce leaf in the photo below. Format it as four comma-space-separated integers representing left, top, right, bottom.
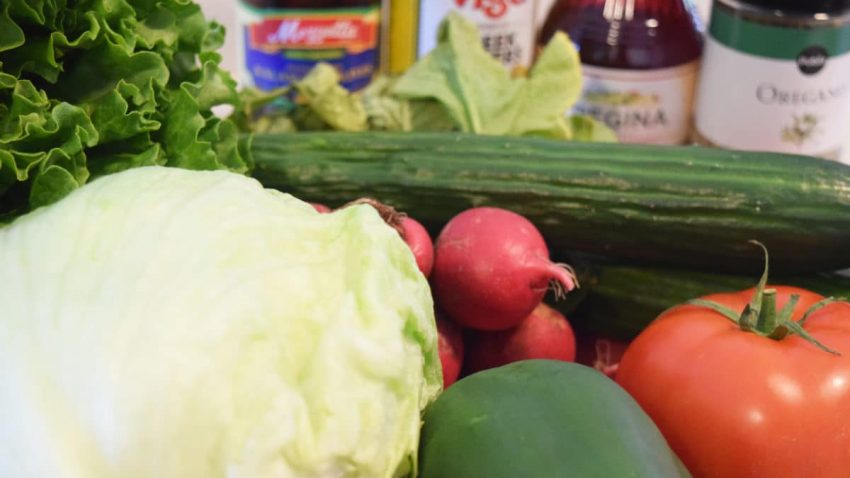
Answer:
0, 0, 246, 218
390, 13, 583, 139
570, 115, 618, 143
0, 166, 442, 477
360, 76, 457, 133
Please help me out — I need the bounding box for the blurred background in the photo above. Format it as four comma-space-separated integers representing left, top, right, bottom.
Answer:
199, 0, 712, 81
201, 0, 849, 162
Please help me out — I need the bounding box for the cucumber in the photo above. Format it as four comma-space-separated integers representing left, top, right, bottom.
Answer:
250, 131, 850, 274
418, 360, 690, 478
564, 264, 850, 340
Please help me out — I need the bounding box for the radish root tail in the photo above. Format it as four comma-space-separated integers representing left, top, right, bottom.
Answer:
340, 197, 408, 238
550, 262, 579, 300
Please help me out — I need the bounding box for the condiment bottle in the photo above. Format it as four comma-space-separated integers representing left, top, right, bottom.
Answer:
540, 0, 703, 144
388, 0, 547, 74
235, 0, 382, 91
693, 0, 850, 161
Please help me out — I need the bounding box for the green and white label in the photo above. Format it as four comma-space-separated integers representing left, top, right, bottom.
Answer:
695, 9, 850, 160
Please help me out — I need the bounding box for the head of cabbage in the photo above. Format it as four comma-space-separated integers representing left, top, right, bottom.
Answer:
0, 167, 442, 478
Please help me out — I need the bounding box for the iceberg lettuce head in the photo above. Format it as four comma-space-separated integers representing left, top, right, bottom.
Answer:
0, 167, 442, 477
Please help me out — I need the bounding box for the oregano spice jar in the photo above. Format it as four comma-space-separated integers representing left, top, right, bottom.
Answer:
693, 0, 850, 161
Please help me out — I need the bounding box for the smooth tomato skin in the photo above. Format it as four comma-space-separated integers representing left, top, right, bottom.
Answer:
616, 286, 850, 478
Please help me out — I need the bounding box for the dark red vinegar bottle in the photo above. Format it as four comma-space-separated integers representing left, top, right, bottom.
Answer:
540, 0, 703, 144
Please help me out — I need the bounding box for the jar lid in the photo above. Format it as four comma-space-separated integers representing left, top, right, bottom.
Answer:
741, 0, 850, 15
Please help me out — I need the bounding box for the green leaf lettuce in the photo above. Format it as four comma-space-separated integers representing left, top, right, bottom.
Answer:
0, 0, 246, 219
390, 12, 583, 139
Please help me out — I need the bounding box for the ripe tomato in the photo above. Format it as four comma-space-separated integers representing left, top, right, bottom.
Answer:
616, 285, 850, 478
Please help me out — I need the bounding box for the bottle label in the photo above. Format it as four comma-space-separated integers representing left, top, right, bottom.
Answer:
417, 0, 539, 70
236, 2, 380, 91
573, 62, 699, 145
695, 8, 850, 160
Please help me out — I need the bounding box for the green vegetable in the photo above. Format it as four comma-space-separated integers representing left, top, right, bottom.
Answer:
236, 14, 613, 140
249, 131, 850, 275
0, 0, 247, 220
0, 167, 441, 477
419, 360, 690, 478
565, 264, 850, 340
238, 64, 370, 133
390, 12, 583, 139
570, 114, 619, 143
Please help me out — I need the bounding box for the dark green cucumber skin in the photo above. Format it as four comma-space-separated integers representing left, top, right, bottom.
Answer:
250, 132, 850, 274
419, 360, 690, 478
564, 265, 850, 340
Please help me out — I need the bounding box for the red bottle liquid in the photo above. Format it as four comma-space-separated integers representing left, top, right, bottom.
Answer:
540, 0, 703, 144
236, 0, 382, 91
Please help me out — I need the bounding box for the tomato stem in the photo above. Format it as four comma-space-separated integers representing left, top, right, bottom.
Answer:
755, 289, 778, 333
684, 241, 842, 355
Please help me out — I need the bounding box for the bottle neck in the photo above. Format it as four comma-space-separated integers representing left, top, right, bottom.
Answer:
540, 0, 703, 69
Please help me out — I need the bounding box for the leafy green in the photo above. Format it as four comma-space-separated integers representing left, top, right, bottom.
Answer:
0, 0, 246, 218
234, 64, 368, 133
570, 115, 618, 143
391, 12, 582, 139
360, 76, 457, 132
292, 64, 368, 132
0, 166, 442, 477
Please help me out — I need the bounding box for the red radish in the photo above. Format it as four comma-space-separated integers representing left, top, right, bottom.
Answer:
342, 198, 435, 278
431, 207, 576, 330
310, 202, 332, 213
465, 302, 576, 373
436, 315, 464, 388
400, 216, 434, 278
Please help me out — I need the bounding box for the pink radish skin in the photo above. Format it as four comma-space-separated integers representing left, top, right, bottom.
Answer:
400, 217, 434, 278
465, 303, 576, 373
310, 203, 332, 213
431, 207, 576, 331
436, 316, 464, 388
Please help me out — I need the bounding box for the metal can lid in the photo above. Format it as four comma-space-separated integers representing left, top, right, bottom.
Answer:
740, 0, 850, 15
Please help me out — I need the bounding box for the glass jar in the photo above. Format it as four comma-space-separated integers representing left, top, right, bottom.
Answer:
235, 0, 382, 91
540, 0, 703, 144
693, 0, 850, 161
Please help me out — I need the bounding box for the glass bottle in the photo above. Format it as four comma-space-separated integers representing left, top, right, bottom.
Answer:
540, 0, 703, 144
414, 0, 542, 73
235, 0, 382, 91
693, 0, 850, 161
